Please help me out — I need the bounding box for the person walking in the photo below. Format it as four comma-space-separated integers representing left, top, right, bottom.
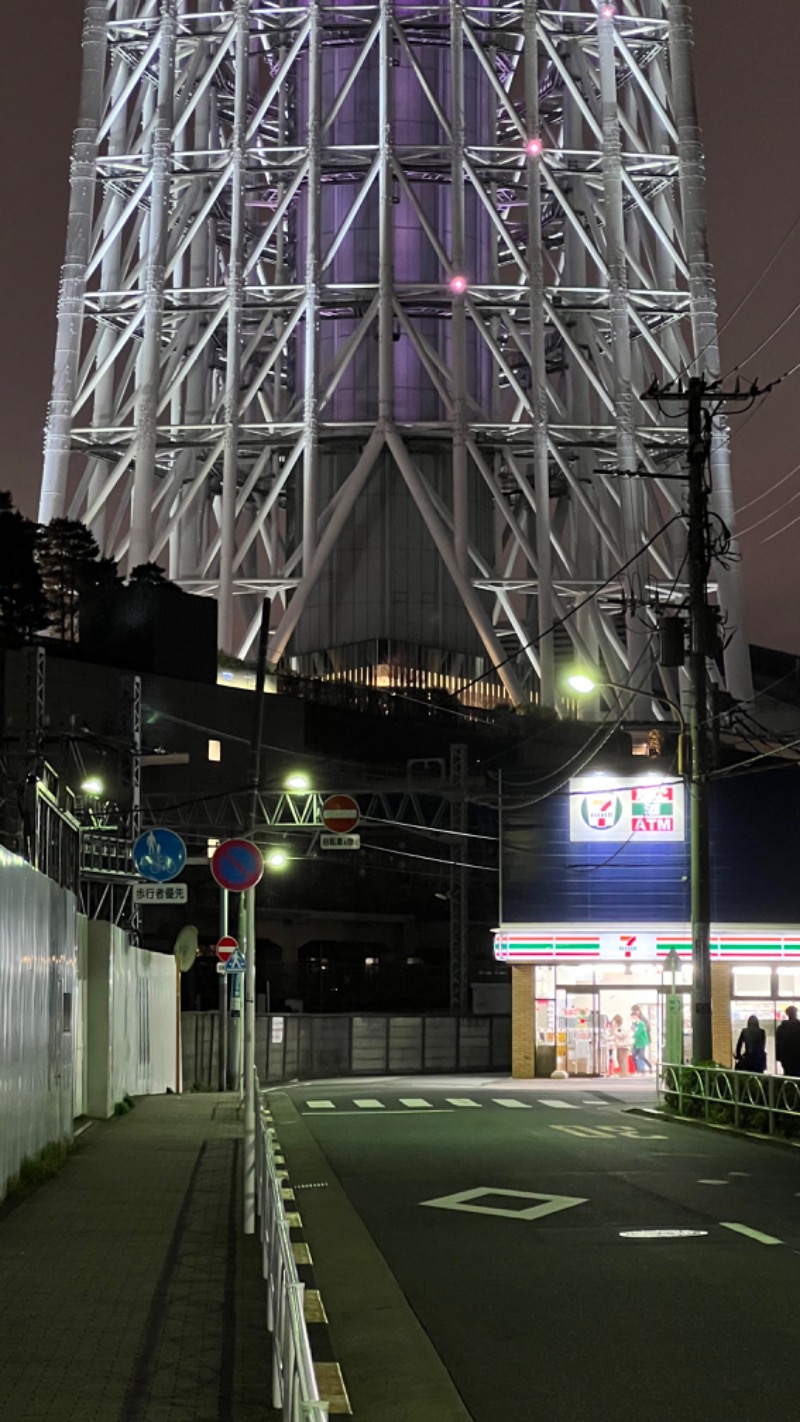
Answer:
734, 1014, 767, 1073
612, 1014, 631, 1076
776, 1006, 800, 1077
631, 1006, 652, 1072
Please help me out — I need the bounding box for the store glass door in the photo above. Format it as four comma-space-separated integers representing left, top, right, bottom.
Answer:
557, 988, 603, 1076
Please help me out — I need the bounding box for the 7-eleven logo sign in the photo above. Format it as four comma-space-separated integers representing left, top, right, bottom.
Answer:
600, 931, 658, 960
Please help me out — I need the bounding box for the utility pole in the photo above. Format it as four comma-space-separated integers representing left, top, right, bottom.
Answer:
243, 598, 271, 1236
644, 376, 761, 1063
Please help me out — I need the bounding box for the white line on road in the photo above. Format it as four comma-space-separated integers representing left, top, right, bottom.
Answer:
620, 1229, 708, 1240
538, 1100, 579, 1110
353, 1100, 385, 1109
302, 1108, 455, 1116
493, 1099, 532, 1109
446, 1098, 481, 1107
305, 1101, 336, 1109
399, 1098, 433, 1108
698, 1179, 729, 1185
721, 1222, 782, 1245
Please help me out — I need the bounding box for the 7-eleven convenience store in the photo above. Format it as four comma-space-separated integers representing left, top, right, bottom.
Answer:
498, 769, 800, 1078
495, 927, 800, 1078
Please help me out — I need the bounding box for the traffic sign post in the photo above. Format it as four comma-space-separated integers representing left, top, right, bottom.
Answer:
210, 838, 264, 892
133, 828, 186, 883
216, 934, 238, 963
321, 794, 360, 834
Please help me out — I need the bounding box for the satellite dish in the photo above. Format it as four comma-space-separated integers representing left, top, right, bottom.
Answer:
173, 924, 199, 972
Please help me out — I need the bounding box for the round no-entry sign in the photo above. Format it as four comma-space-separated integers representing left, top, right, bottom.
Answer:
321, 794, 360, 834
216, 935, 238, 963
211, 838, 264, 891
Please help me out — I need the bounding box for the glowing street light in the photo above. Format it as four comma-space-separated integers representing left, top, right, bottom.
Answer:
265, 847, 289, 870
449, 274, 468, 296
285, 771, 311, 792
80, 776, 104, 796
565, 672, 597, 696
525, 136, 543, 158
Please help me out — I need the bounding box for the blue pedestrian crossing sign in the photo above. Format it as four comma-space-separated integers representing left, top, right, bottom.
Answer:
222, 949, 247, 974
133, 828, 187, 883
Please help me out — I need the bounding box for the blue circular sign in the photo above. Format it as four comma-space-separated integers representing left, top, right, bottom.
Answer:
133, 828, 187, 883
211, 838, 264, 891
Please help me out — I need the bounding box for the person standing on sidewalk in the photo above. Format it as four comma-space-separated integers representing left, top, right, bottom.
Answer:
734, 1014, 767, 1073
776, 1006, 800, 1077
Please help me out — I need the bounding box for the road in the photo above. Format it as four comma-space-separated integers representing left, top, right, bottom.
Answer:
281, 1076, 800, 1421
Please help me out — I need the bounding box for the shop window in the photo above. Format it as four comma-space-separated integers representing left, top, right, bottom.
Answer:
777, 970, 800, 1001
556, 964, 595, 987
733, 969, 771, 998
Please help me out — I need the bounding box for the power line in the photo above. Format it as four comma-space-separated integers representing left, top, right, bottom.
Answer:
735, 459, 800, 517
725, 297, 800, 382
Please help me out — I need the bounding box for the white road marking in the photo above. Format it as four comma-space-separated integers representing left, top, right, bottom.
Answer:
421, 1186, 587, 1221
620, 1229, 708, 1240
306, 1100, 336, 1109
353, 1099, 385, 1109
538, 1100, 579, 1109
493, 1099, 532, 1108
446, 1098, 481, 1108
399, 1098, 433, 1108
302, 1108, 454, 1116
721, 1222, 782, 1245
728, 1171, 750, 1177
698, 1179, 729, 1185
552, 1124, 611, 1138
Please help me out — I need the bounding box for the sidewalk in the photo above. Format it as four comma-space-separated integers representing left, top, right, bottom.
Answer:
0, 1094, 272, 1422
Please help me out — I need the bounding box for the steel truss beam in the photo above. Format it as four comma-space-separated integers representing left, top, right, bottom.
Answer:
41, 1, 752, 707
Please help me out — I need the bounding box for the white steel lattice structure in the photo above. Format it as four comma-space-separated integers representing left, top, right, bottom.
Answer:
41, 1, 752, 707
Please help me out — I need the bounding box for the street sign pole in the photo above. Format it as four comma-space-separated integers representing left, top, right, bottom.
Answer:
218, 888, 228, 1091
244, 597, 270, 1237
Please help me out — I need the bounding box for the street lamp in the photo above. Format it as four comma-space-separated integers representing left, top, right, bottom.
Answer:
565, 668, 711, 1066
265, 847, 289, 870
284, 772, 311, 792
80, 776, 104, 796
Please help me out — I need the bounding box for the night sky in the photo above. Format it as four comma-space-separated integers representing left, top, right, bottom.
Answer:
1, 2, 798, 650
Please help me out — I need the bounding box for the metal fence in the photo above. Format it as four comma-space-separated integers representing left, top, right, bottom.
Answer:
255, 1078, 328, 1419
182, 1012, 511, 1087
658, 1062, 800, 1136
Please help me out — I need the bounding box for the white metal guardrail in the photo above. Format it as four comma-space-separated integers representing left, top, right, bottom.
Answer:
658, 1062, 800, 1136
255, 1074, 329, 1419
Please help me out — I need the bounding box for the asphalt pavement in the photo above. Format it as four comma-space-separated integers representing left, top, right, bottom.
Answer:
272, 1075, 800, 1422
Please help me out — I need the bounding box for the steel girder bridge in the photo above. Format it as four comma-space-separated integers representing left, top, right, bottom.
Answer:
41, 1, 751, 708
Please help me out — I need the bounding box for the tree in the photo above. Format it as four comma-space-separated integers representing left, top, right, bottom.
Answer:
128, 561, 173, 586
35, 517, 119, 642
0, 492, 50, 647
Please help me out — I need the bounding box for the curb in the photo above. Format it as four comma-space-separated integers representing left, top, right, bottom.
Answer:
625, 1104, 800, 1152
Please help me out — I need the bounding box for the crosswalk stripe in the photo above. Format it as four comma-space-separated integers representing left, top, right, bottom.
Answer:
306, 1101, 336, 1109
353, 1099, 385, 1109
539, 1100, 578, 1109
399, 1098, 433, 1108
493, 1099, 532, 1109
445, 1098, 481, 1108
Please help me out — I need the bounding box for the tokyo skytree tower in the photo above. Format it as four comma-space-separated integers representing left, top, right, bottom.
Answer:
40, 1, 751, 707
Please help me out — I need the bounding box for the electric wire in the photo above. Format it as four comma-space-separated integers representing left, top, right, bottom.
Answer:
735, 459, 800, 517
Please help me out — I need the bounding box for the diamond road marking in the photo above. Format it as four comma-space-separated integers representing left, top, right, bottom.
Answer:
353, 1099, 385, 1109
446, 1098, 481, 1107
421, 1187, 588, 1221
538, 1100, 579, 1110
493, 1099, 532, 1108
399, 1098, 433, 1108
306, 1101, 336, 1110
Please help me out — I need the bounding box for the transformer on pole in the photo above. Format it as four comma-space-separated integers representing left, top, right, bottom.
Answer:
40, 1, 752, 708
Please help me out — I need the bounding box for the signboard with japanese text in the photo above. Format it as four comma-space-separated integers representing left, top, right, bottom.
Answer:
569, 775, 685, 843
133, 882, 188, 905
